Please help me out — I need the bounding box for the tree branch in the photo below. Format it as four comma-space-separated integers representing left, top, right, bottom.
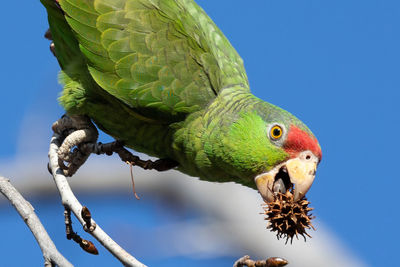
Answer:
0, 177, 72, 267
48, 133, 146, 267
233, 255, 288, 267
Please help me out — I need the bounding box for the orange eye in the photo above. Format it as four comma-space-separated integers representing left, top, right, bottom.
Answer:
270, 125, 283, 140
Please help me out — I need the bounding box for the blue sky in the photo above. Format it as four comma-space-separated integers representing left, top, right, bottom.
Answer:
0, 0, 399, 266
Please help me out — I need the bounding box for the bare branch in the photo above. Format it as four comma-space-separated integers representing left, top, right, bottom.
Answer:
0, 177, 72, 267
233, 255, 288, 267
48, 133, 146, 267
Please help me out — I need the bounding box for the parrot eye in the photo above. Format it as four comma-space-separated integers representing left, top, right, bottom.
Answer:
270, 125, 283, 140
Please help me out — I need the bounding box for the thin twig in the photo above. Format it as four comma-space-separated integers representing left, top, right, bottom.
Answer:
0, 177, 72, 267
48, 133, 147, 267
64, 208, 98, 255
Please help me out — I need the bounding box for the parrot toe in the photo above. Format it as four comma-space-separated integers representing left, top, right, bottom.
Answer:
52, 115, 99, 176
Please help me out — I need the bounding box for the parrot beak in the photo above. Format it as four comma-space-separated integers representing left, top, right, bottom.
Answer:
255, 151, 319, 203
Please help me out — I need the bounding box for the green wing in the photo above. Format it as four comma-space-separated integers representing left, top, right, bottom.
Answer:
58, 0, 249, 120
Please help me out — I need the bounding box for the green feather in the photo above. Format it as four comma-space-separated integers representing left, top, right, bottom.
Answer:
56, 0, 249, 122
41, 0, 318, 188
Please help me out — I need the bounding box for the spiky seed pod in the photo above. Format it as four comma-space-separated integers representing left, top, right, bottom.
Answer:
263, 190, 315, 244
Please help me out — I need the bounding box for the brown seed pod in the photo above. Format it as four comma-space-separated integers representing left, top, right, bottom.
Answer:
263, 190, 315, 244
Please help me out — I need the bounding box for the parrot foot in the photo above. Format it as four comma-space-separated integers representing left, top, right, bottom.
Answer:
44, 29, 56, 56
233, 255, 288, 267
84, 140, 179, 172
44, 29, 52, 40
52, 114, 177, 177
72, 140, 178, 200
52, 115, 99, 177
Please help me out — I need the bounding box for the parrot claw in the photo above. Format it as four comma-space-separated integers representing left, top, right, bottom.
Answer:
44, 29, 52, 40
52, 115, 99, 176
51, 115, 178, 177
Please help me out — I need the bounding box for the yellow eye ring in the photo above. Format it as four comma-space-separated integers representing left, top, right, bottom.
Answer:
270, 125, 283, 140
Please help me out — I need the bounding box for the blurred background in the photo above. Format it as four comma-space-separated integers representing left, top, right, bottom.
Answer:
0, 0, 399, 266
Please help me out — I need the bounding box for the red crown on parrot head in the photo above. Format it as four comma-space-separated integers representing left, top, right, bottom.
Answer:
283, 125, 322, 160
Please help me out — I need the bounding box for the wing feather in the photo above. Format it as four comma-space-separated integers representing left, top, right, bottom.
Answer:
59, 0, 249, 121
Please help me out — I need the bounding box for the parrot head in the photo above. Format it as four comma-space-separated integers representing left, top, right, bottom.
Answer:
212, 98, 322, 203
254, 121, 322, 203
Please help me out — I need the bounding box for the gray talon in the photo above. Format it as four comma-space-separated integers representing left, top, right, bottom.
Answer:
53, 115, 98, 176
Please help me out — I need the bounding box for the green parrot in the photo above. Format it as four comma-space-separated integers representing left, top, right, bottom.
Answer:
41, 0, 322, 204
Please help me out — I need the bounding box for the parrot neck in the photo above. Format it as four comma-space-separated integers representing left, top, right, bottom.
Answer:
173, 85, 262, 187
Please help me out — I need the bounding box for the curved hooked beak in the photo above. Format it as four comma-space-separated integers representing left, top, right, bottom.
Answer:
255, 151, 319, 203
